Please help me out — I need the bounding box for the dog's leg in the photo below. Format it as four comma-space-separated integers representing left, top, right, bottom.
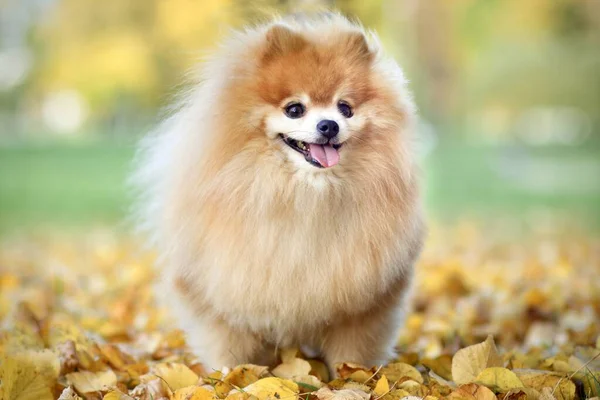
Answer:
321, 299, 407, 375
184, 315, 274, 372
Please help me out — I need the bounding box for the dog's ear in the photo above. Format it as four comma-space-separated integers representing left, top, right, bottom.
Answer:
346, 31, 373, 61
263, 24, 306, 61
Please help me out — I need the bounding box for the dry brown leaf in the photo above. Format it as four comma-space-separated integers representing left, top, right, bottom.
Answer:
336, 362, 375, 382
243, 377, 298, 400
380, 363, 424, 384
448, 383, 497, 400
66, 369, 118, 393
0, 349, 60, 400
374, 375, 390, 396
151, 362, 199, 391
314, 387, 370, 400
452, 335, 503, 385
475, 367, 523, 392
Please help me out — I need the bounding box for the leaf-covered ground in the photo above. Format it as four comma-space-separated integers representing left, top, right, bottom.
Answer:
0, 224, 599, 400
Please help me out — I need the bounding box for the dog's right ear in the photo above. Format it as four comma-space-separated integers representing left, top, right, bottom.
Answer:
263, 24, 306, 62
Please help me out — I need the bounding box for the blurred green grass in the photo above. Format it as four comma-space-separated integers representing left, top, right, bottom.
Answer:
0, 141, 134, 232
1, 138, 599, 234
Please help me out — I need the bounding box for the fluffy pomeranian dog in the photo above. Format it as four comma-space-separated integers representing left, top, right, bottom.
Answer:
133, 13, 425, 373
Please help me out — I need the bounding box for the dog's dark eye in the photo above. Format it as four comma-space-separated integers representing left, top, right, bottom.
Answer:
284, 103, 305, 119
338, 101, 353, 118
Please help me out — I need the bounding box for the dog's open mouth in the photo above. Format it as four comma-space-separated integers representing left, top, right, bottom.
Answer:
279, 134, 342, 168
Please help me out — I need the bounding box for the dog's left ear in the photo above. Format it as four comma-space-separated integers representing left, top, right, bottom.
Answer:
346, 31, 373, 61
263, 24, 307, 62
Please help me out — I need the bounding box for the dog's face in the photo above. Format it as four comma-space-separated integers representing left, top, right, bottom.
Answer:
253, 25, 380, 171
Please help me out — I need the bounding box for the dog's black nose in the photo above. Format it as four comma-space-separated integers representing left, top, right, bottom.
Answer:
317, 120, 339, 139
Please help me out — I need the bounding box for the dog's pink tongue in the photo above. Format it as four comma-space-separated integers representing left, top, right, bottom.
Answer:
308, 143, 340, 167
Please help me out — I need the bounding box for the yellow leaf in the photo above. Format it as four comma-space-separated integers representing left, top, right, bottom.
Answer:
225, 393, 259, 400
152, 362, 199, 391
308, 359, 330, 382
380, 363, 424, 384
99, 344, 132, 370
379, 389, 411, 400
475, 367, 523, 392
452, 335, 503, 385
0, 326, 44, 354
172, 386, 218, 400
223, 365, 268, 389
516, 370, 576, 400
243, 377, 299, 400
66, 369, 118, 393
422, 355, 453, 381
294, 374, 323, 390
374, 375, 390, 396
102, 390, 135, 400
314, 387, 370, 400
272, 356, 311, 380
539, 387, 557, 400
46, 315, 93, 351
0, 349, 60, 400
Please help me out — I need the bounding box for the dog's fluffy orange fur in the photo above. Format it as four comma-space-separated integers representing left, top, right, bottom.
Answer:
133, 13, 425, 372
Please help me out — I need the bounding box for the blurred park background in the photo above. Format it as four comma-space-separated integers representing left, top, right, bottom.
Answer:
1, 0, 599, 234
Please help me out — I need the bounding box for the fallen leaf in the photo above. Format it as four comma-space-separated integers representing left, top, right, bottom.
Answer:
172, 385, 218, 400
380, 363, 424, 384
243, 377, 298, 400
475, 367, 523, 392
539, 387, 557, 400
130, 377, 171, 400
374, 375, 390, 396
223, 365, 267, 389
66, 369, 118, 393
102, 390, 135, 400
57, 340, 79, 374
314, 387, 370, 400
151, 362, 199, 391
272, 356, 311, 379
452, 335, 503, 385
308, 359, 330, 382
336, 363, 375, 383
58, 386, 82, 400
422, 354, 453, 381
514, 370, 576, 400
448, 383, 496, 400
293, 374, 324, 390
0, 349, 60, 400
99, 344, 134, 370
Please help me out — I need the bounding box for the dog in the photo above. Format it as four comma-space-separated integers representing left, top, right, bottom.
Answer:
133, 12, 425, 373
